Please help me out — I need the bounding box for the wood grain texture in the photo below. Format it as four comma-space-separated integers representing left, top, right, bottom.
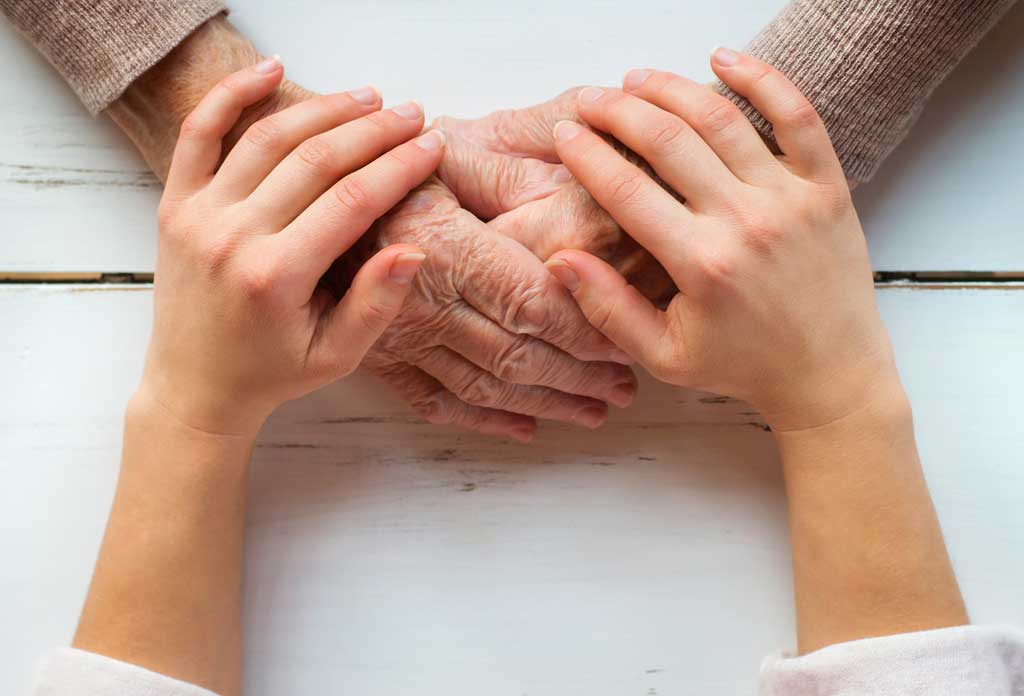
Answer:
2, 284, 1022, 695
1, 0, 1023, 273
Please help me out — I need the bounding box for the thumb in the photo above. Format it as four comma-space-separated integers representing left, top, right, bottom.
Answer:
545, 249, 669, 371
314, 244, 425, 378
436, 130, 569, 220
434, 88, 583, 160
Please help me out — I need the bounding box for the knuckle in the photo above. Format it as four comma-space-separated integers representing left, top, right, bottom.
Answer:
236, 262, 277, 302
493, 335, 540, 383
332, 176, 376, 216
699, 99, 742, 136
585, 290, 626, 337
242, 117, 283, 151
296, 136, 337, 175
356, 294, 394, 335
196, 232, 241, 275
645, 119, 687, 155
606, 170, 646, 209
749, 64, 776, 90
784, 98, 821, 130
505, 282, 553, 335
454, 372, 502, 408
737, 208, 784, 253
178, 111, 211, 141
693, 246, 736, 288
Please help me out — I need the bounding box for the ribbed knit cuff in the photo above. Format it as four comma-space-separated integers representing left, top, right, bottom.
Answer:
2, 0, 228, 114
715, 0, 1017, 183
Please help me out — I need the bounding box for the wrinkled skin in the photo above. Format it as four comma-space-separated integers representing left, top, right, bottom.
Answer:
434, 88, 677, 304
322, 178, 638, 441
225, 83, 644, 441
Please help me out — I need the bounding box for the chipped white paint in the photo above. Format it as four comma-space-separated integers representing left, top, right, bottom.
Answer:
1, 284, 1022, 695
1, 0, 1024, 272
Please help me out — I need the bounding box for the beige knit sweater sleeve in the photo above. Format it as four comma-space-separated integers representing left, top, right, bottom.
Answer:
717, 0, 1018, 183
1, 0, 226, 114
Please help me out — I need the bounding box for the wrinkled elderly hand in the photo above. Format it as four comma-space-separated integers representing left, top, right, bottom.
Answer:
324, 178, 637, 443
434, 88, 676, 304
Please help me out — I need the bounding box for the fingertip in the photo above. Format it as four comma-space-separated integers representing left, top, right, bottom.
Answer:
545, 257, 580, 292
510, 424, 536, 443
414, 128, 446, 152
623, 68, 653, 91
253, 54, 283, 75
388, 249, 427, 285
553, 120, 584, 144
710, 46, 741, 69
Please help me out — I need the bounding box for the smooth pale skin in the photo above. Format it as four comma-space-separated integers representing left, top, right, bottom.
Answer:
72, 60, 445, 695
544, 49, 968, 653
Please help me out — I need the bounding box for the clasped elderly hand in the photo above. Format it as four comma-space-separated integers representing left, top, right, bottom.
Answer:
146, 48, 891, 444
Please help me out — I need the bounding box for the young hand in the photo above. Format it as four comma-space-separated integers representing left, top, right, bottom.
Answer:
141, 59, 445, 437
545, 50, 898, 432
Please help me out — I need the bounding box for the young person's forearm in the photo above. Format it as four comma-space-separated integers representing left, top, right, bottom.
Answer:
774, 382, 967, 655
73, 388, 253, 696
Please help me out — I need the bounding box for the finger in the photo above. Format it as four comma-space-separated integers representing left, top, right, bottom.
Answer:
416, 347, 610, 430
546, 250, 671, 372
307, 245, 425, 378
490, 194, 678, 306
709, 47, 843, 181
166, 56, 284, 196
248, 101, 426, 228
622, 69, 784, 185
454, 216, 634, 365
433, 87, 581, 161
574, 87, 736, 208
215, 87, 382, 199
371, 362, 537, 442
275, 130, 445, 301
436, 130, 569, 220
374, 183, 635, 366
552, 119, 696, 287
435, 302, 637, 408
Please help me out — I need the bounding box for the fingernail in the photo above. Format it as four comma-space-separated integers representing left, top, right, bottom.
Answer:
545, 258, 580, 292
711, 46, 740, 67
609, 349, 635, 366
551, 165, 573, 183
623, 69, 652, 91
389, 251, 426, 284
510, 426, 535, 444
609, 382, 637, 408
392, 100, 423, 120
578, 86, 604, 104
349, 85, 380, 105
254, 54, 282, 74
553, 120, 583, 143
573, 404, 608, 430
415, 129, 445, 151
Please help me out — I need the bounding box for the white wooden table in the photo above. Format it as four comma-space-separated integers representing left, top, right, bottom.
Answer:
2, 2, 1023, 694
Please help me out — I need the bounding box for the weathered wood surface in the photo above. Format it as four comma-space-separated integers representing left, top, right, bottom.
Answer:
2, 0, 1023, 273
2, 284, 1022, 695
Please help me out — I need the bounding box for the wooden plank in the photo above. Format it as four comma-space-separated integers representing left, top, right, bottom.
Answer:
2, 284, 1022, 694
2, 1, 1023, 273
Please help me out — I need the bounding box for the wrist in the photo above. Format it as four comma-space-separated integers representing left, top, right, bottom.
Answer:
128, 379, 266, 445
773, 379, 914, 473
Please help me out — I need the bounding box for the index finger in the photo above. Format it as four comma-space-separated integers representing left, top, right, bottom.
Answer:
272, 129, 447, 303
552, 119, 696, 289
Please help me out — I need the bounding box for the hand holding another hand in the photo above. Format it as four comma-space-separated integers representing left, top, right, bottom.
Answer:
546, 51, 900, 433
141, 59, 443, 437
